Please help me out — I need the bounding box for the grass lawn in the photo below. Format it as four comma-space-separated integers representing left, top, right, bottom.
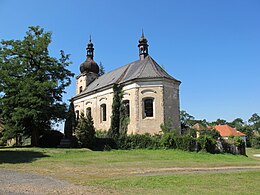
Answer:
1, 147, 260, 194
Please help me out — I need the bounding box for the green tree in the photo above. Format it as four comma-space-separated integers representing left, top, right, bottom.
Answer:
64, 101, 76, 139
249, 113, 260, 132
180, 110, 195, 128
229, 118, 244, 129
119, 99, 129, 136
107, 84, 122, 139
210, 118, 227, 126
99, 62, 105, 76
239, 124, 254, 147
75, 112, 95, 148
0, 26, 74, 146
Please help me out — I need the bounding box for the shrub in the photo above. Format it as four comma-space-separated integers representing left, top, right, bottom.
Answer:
39, 130, 64, 148
200, 129, 220, 139
93, 137, 117, 151
160, 133, 176, 149
197, 136, 217, 153
118, 134, 160, 150
95, 130, 107, 138
175, 136, 196, 151
75, 112, 95, 148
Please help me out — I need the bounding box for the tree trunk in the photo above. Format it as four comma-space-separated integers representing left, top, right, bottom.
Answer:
31, 128, 39, 147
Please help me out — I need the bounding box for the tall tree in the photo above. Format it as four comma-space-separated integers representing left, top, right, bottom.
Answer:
249, 113, 260, 132
107, 84, 122, 139
64, 101, 76, 139
210, 118, 227, 126
0, 26, 74, 146
75, 112, 95, 148
180, 110, 195, 128
229, 118, 244, 129
99, 62, 105, 76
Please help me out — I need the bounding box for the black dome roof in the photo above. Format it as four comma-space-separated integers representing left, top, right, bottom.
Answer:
80, 58, 99, 74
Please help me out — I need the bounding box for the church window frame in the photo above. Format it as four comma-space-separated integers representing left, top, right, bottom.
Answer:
143, 97, 154, 118
122, 100, 130, 118
76, 110, 80, 120
100, 104, 107, 122
86, 107, 91, 117
79, 86, 83, 93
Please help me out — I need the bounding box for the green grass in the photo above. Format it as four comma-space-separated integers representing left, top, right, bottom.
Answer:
1, 147, 260, 194
96, 171, 260, 194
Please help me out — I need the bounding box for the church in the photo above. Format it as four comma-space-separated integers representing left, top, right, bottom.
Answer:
72, 33, 181, 134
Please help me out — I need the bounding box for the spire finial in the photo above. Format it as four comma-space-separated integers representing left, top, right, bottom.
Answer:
142, 29, 144, 37
86, 35, 94, 59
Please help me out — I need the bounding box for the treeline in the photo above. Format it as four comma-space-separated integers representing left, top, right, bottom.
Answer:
180, 110, 260, 148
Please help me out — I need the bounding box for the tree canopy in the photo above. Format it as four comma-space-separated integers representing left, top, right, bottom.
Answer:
99, 62, 105, 76
249, 113, 260, 132
0, 26, 74, 146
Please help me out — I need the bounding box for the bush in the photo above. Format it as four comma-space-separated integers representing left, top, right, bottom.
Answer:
251, 136, 260, 149
197, 136, 216, 153
200, 129, 220, 139
92, 137, 117, 151
175, 136, 196, 151
39, 130, 64, 148
95, 130, 107, 138
118, 134, 160, 150
75, 112, 95, 148
160, 133, 176, 149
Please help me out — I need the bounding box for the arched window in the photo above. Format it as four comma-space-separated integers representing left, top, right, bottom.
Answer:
75, 110, 80, 120
122, 100, 130, 117
143, 98, 154, 118
86, 107, 91, 117
100, 104, 107, 122
79, 86, 83, 93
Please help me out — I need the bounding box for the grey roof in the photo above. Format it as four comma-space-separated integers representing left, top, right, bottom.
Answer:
74, 55, 180, 98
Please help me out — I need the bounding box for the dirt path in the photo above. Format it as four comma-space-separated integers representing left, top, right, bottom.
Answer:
0, 169, 113, 195
133, 166, 260, 176
1, 166, 260, 195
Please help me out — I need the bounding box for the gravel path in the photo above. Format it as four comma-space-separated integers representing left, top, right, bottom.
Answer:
0, 169, 112, 195
133, 166, 260, 176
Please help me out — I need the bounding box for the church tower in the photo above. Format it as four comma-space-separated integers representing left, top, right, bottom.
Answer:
76, 37, 99, 95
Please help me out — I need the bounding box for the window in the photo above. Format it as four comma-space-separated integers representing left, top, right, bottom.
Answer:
100, 104, 107, 122
76, 110, 80, 120
122, 100, 130, 117
79, 86, 83, 93
86, 107, 91, 117
143, 98, 154, 117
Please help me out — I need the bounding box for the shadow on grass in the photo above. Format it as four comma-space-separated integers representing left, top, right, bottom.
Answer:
0, 150, 49, 164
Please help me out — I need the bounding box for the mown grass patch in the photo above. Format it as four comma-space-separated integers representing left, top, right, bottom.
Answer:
94, 171, 260, 194
0, 147, 260, 194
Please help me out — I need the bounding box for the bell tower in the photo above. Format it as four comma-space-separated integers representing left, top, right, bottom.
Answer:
76, 37, 100, 95
138, 30, 149, 60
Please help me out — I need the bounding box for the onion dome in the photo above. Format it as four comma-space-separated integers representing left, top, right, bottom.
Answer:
80, 37, 100, 74
80, 58, 99, 74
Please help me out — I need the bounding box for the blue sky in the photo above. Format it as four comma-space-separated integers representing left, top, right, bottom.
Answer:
0, 0, 259, 123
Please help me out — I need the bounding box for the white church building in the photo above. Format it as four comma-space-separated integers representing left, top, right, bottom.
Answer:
72, 33, 181, 134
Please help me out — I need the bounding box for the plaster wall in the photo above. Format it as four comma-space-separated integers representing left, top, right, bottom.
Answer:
74, 80, 180, 135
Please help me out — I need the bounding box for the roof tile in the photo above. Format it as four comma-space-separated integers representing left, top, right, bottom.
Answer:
75, 55, 180, 98
214, 125, 246, 137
